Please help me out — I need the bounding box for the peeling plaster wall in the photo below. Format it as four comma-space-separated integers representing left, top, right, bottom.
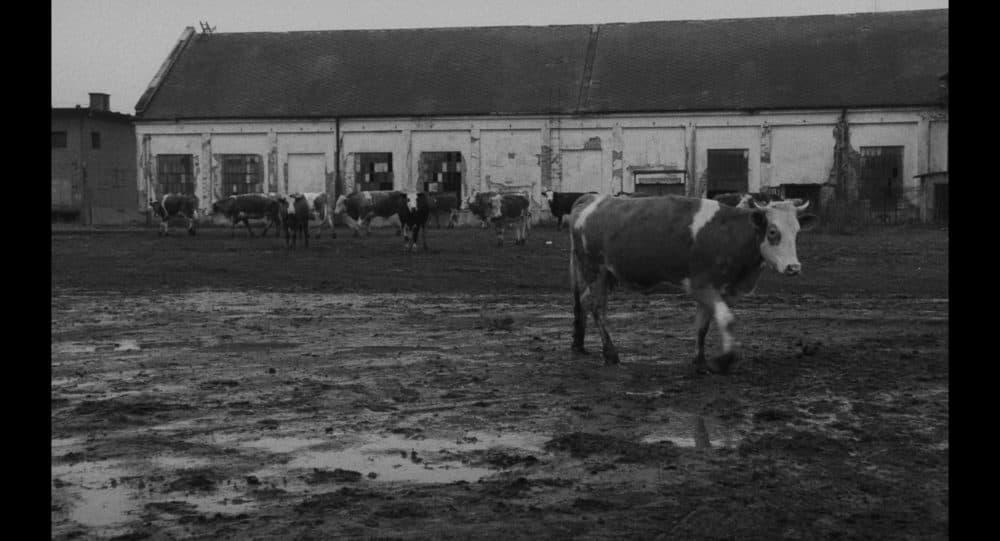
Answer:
621, 126, 687, 193
770, 125, 836, 185
135, 107, 946, 221
929, 120, 948, 172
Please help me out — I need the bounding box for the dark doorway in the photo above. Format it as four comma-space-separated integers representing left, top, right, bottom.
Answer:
706, 149, 749, 198
933, 183, 948, 223
420, 152, 463, 201
782, 184, 822, 210
859, 146, 904, 215
355, 153, 394, 191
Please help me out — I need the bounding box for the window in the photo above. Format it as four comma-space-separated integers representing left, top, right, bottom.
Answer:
91, 131, 101, 149
52, 131, 68, 148
156, 154, 195, 195
706, 149, 749, 198
420, 152, 463, 200
355, 152, 393, 191
221, 154, 263, 195
859, 146, 903, 208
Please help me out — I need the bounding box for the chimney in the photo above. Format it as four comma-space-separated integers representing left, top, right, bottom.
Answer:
89, 93, 110, 112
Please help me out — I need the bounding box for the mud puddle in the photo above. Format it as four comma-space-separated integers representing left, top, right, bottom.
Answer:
239, 431, 549, 487
641, 411, 747, 449
52, 339, 142, 354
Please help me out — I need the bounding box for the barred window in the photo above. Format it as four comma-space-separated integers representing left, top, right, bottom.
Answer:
221, 154, 263, 195
156, 154, 195, 196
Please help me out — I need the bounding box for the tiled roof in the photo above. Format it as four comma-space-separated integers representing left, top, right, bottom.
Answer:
136, 9, 947, 120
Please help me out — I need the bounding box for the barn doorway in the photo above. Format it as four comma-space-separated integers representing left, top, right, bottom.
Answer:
933, 183, 948, 223
859, 146, 904, 219
706, 149, 749, 198
355, 152, 394, 191
286, 153, 326, 195
420, 152, 463, 200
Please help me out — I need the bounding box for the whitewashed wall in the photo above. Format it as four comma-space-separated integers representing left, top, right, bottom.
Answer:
136, 107, 947, 219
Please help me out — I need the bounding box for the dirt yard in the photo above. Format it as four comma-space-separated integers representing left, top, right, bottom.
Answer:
51, 222, 949, 540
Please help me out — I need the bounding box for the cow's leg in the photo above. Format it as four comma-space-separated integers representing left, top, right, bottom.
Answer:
690, 289, 739, 374
448, 209, 458, 229
240, 217, 256, 237
570, 253, 588, 354
692, 304, 712, 367
303, 223, 309, 247
495, 221, 504, 247
419, 223, 428, 251
185, 213, 196, 235
589, 267, 619, 365
159, 218, 168, 236
230, 220, 238, 237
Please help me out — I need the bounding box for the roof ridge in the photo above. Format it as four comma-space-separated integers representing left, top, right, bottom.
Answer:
194, 8, 946, 37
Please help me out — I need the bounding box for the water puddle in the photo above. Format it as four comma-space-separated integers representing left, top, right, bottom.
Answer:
641, 413, 745, 449
52, 456, 260, 534
239, 431, 548, 485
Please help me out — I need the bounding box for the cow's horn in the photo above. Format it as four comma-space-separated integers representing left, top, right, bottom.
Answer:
795, 200, 810, 211
752, 200, 768, 210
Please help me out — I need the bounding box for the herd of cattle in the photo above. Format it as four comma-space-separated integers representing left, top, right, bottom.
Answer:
149, 187, 817, 371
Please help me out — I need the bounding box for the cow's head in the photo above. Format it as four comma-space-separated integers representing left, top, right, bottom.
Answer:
148, 199, 165, 218
405, 192, 420, 213
332, 194, 348, 215
750, 200, 819, 276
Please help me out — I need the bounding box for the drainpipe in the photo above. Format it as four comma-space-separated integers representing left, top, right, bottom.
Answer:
334, 118, 341, 200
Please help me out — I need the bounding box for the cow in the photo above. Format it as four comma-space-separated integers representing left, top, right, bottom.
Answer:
466, 190, 531, 246
210, 193, 285, 237
613, 191, 655, 198
281, 193, 311, 248
568, 194, 818, 373
297, 192, 336, 239
427, 191, 460, 229
542, 190, 596, 231
713, 192, 784, 208
150, 194, 199, 236
332, 190, 405, 237
399, 192, 431, 252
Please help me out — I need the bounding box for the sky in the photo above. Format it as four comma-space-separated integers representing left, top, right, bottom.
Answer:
51, 0, 948, 113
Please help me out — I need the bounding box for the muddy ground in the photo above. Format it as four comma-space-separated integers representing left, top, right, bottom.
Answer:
51, 223, 949, 540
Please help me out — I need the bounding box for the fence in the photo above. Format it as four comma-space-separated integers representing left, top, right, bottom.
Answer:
816, 185, 947, 233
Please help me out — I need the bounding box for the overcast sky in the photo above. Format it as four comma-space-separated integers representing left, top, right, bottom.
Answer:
51, 0, 948, 113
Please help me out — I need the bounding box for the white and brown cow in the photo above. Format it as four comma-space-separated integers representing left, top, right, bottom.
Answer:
150, 194, 198, 236
467, 190, 531, 246
568, 194, 818, 373
332, 190, 405, 237
282, 193, 311, 248
542, 190, 596, 231
210, 193, 285, 237
427, 191, 460, 229
298, 192, 336, 239
399, 192, 431, 252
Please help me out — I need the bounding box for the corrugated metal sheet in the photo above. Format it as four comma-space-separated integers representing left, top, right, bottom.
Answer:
136, 9, 947, 121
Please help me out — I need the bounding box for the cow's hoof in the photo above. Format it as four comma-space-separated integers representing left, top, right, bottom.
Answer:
603, 352, 620, 365
706, 352, 739, 374
157, 231, 163, 237
571, 344, 587, 355
188, 230, 196, 236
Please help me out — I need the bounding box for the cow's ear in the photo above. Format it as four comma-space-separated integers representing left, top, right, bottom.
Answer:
749, 209, 768, 232
797, 213, 819, 231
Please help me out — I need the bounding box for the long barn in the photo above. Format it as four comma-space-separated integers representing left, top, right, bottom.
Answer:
133, 9, 948, 224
